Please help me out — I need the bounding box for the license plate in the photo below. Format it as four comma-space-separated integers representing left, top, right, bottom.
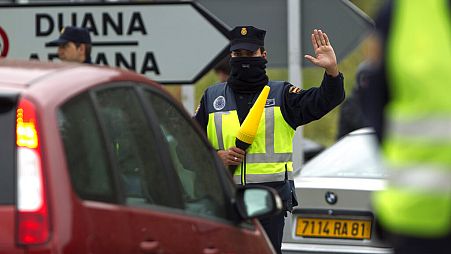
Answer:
295, 217, 372, 239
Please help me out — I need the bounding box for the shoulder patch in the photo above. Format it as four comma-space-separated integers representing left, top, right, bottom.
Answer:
289, 86, 302, 94
213, 96, 226, 110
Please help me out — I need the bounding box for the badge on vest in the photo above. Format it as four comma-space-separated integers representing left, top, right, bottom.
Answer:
213, 96, 226, 110
265, 98, 275, 107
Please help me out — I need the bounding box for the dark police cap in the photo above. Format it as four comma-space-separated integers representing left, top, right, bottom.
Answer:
45, 26, 91, 46
229, 26, 266, 52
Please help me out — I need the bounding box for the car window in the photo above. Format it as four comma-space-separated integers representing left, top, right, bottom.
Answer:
144, 90, 229, 220
58, 93, 115, 202
0, 95, 16, 205
95, 86, 178, 208
300, 132, 385, 178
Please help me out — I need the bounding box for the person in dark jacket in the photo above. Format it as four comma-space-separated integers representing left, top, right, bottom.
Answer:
194, 26, 344, 254
46, 26, 92, 64
336, 61, 371, 140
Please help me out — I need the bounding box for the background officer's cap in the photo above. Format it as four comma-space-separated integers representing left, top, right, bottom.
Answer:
46, 26, 91, 46
229, 26, 266, 52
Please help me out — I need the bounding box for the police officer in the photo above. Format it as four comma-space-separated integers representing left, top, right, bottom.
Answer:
46, 26, 92, 64
362, 1, 451, 253
194, 26, 344, 253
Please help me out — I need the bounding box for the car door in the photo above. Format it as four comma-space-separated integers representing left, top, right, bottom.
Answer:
93, 84, 200, 254
142, 87, 275, 254
58, 92, 134, 253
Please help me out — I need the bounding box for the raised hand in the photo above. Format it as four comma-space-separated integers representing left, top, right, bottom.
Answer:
304, 29, 339, 77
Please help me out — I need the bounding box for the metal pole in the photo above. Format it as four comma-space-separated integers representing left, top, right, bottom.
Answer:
287, 0, 304, 169
182, 85, 195, 115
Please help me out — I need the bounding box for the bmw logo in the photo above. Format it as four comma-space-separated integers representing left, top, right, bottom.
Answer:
325, 191, 337, 205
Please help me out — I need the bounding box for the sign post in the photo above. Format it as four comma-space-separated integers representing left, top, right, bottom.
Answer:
0, 1, 230, 84
287, 0, 304, 168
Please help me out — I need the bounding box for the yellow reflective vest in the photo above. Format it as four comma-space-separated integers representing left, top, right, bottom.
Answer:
205, 81, 295, 185
373, 0, 451, 237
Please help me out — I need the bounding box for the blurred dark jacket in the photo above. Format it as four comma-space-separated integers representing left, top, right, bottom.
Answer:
336, 61, 372, 140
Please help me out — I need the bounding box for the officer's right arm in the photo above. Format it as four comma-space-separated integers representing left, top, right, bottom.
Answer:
194, 90, 245, 167
217, 147, 245, 166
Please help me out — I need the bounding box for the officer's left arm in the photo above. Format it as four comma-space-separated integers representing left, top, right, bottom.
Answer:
304, 29, 339, 77
281, 29, 344, 128
281, 74, 345, 128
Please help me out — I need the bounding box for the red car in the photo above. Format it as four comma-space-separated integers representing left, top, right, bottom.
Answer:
0, 59, 281, 254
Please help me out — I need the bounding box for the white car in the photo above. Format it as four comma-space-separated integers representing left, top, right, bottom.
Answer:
282, 128, 393, 254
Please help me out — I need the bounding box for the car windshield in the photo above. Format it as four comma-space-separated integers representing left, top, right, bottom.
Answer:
299, 129, 386, 179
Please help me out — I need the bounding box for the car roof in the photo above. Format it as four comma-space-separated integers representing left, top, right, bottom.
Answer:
0, 59, 157, 87
347, 127, 374, 136
295, 127, 385, 179
0, 59, 78, 86
0, 59, 163, 101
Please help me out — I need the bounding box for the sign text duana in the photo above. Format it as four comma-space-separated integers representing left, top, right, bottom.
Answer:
0, 3, 229, 83
34, 11, 160, 75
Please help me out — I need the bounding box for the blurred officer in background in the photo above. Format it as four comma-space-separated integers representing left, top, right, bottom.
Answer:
214, 55, 231, 82
336, 61, 371, 140
46, 26, 92, 64
194, 26, 344, 253
362, 1, 451, 253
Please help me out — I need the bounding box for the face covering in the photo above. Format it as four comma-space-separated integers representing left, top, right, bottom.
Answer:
227, 57, 269, 93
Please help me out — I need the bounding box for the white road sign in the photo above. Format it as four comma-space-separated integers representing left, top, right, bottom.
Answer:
0, 2, 230, 84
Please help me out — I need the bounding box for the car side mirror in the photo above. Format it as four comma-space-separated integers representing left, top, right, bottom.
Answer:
235, 186, 283, 219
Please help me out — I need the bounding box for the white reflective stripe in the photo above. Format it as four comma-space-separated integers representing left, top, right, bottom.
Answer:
247, 107, 292, 163
388, 118, 451, 140
214, 112, 229, 150
265, 106, 275, 154
389, 167, 451, 193
233, 171, 293, 184
214, 108, 292, 163
246, 153, 292, 163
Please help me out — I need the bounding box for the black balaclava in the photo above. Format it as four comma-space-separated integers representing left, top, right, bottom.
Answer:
227, 57, 268, 94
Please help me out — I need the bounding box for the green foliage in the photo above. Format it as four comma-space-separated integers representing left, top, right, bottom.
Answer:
350, 0, 387, 18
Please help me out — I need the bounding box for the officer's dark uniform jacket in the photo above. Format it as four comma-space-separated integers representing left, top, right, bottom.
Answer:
195, 73, 344, 211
